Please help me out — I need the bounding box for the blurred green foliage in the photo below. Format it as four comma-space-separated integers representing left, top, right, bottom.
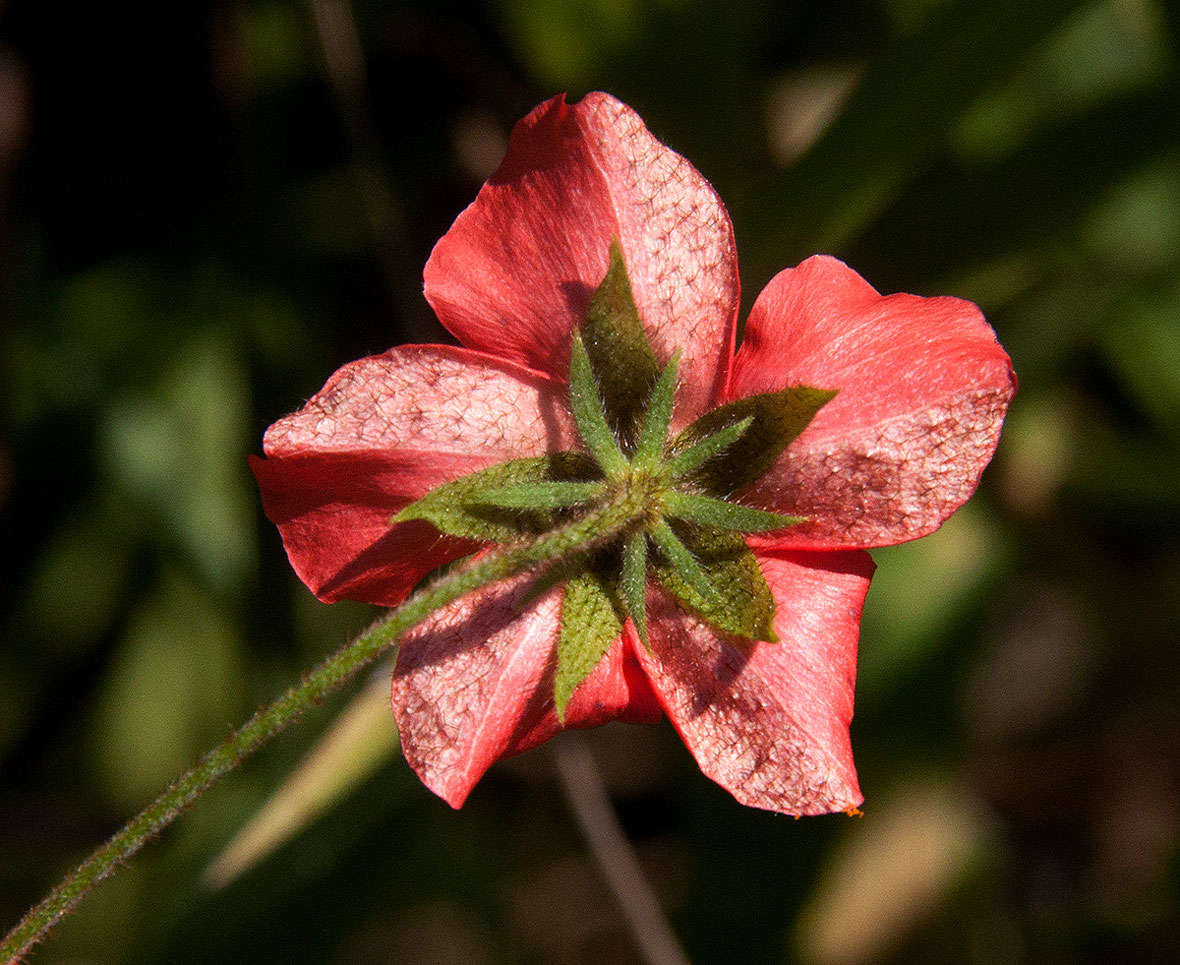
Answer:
2, 0, 1178, 961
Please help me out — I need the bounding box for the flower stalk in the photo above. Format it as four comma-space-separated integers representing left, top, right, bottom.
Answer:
0, 495, 649, 963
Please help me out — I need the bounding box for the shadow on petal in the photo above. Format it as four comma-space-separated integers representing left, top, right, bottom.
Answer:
318, 521, 479, 607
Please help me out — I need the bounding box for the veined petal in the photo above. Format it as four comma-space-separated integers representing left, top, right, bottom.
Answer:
392, 577, 660, 808
261, 343, 575, 459
730, 256, 1015, 549
252, 344, 578, 605
250, 453, 479, 606
424, 92, 739, 425
636, 548, 874, 816
505, 629, 663, 759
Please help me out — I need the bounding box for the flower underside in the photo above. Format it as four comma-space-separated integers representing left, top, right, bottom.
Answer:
397, 240, 836, 718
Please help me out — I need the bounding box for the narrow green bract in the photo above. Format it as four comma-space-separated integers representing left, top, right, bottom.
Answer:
393, 452, 598, 541
663, 491, 805, 532
473, 480, 608, 511
569, 335, 629, 480
670, 386, 838, 494
650, 526, 779, 642
634, 351, 680, 470
663, 416, 754, 479
650, 518, 721, 611
621, 531, 649, 645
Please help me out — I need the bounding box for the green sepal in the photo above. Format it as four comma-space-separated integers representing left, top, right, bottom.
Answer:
650, 524, 779, 642
392, 452, 598, 542
663, 491, 806, 532
470, 480, 607, 511
634, 351, 680, 470
555, 569, 624, 721
569, 335, 629, 480
670, 386, 837, 495
580, 239, 660, 451
621, 530, 648, 646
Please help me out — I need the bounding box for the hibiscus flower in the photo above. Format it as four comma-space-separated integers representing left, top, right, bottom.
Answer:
250, 92, 1014, 815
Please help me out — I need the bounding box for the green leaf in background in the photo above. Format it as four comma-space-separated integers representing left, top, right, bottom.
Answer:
955, 0, 1170, 165
496, 0, 643, 90
90, 572, 244, 808
850, 84, 1180, 290
857, 502, 1010, 700
100, 330, 257, 594
21, 502, 131, 657
204, 668, 400, 889
1101, 277, 1180, 430
555, 569, 624, 719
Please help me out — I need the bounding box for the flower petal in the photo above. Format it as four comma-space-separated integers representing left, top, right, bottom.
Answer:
730, 256, 1015, 549
636, 547, 874, 815
392, 576, 660, 808
424, 92, 738, 424
251, 344, 577, 605
505, 629, 663, 759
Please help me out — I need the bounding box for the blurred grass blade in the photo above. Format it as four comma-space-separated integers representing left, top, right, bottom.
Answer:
743, 0, 1092, 270
203, 667, 399, 889
847, 84, 1180, 284
795, 778, 990, 965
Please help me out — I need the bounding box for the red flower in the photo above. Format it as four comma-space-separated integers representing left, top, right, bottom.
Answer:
251, 93, 1014, 815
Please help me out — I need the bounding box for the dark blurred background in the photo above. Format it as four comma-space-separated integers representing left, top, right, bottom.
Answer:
1, 0, 1178, 962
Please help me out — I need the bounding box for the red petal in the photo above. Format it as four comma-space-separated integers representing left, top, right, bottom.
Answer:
504, 627, 663, 758
252, 344, 577, 605
391, 578, 660, 808
424, 92, 738, 424
636, 548, 874, 816
730, 256, 1015, 549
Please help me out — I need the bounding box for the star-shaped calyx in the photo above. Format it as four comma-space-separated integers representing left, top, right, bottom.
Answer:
397, 241, 837, 718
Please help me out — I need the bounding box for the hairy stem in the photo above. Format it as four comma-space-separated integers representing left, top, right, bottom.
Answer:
1, 497, 642, 963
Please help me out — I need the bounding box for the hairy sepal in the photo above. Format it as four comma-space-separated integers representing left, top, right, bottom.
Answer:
663, 491, 806, 532
581, 239, 660, 451
671, 387, 837, 495
393, 452, 598, 541
651, 525, 778, 642
472, 480, 607, 511
569, 336, 629, 479
556, 570, 624, 720
634, 352, 680, 470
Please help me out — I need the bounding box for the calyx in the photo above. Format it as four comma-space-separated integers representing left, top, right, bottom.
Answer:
397, 240, 835, 717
